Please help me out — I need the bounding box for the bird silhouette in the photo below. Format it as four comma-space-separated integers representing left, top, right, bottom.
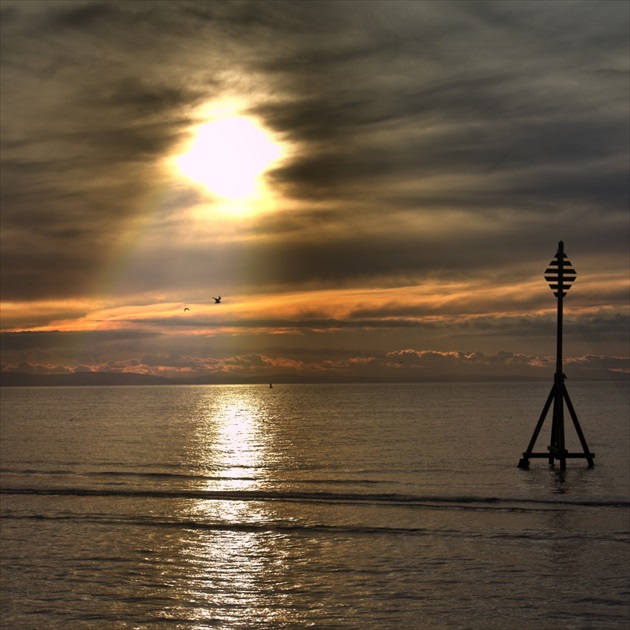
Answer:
212, 296, 222, 304
184, 307, 190, 311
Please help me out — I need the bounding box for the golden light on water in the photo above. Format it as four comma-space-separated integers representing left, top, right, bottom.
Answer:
214, 398, 267, 488
179, 388, 278, 625
191, 387, 274, 497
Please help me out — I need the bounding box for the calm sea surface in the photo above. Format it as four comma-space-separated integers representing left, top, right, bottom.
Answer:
1, 382, 629, 629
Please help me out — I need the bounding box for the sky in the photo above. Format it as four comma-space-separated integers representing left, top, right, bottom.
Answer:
1, 0, 628, 382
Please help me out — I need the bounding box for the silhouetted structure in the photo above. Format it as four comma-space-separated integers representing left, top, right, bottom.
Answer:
518, 241, 595, 470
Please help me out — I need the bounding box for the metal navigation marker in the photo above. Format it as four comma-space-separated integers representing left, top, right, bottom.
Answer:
544, 248, 577, 298
517, 241, 595, 470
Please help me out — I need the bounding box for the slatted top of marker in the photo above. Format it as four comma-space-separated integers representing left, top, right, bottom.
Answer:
544, 245, 577, 298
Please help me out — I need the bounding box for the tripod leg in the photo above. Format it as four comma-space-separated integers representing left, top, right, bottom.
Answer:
562, 385, 595, 467
518, 386, 555, 468
551, 381, 567, 469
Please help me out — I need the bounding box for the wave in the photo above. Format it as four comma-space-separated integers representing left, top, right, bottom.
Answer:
2, 485, 628, 511
0, 467, 386, 485
2, 510, 628, 545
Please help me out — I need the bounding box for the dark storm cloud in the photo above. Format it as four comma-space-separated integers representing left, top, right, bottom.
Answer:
254, 1, 629, 217
1, 0, 628, 305
108, 221, 628, 304
0, 330, 160, 351
120, 310, 628, 353
0, 0, 214, 301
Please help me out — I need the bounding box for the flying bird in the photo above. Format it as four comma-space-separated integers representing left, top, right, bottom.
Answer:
184, 307, 190, 311
212, 296, 222, 304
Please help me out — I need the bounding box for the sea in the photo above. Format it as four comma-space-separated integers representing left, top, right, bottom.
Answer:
1, 381, 628, 629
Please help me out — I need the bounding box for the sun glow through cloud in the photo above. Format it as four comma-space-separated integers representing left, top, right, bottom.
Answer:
174, 112, 284, 205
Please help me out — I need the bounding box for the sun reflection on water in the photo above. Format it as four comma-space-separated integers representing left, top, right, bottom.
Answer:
176, 387, 285, 625
185, 388, 279, 530
214, 400, 267, 489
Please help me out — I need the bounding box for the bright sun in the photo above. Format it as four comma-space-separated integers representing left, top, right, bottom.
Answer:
174, 114, 284, 201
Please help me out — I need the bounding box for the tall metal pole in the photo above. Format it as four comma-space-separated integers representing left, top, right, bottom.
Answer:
552, 241, 566, 469
556, 241, 564, 377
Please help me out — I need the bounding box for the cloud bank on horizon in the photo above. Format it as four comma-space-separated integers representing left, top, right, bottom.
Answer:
1, 0, 628, 381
